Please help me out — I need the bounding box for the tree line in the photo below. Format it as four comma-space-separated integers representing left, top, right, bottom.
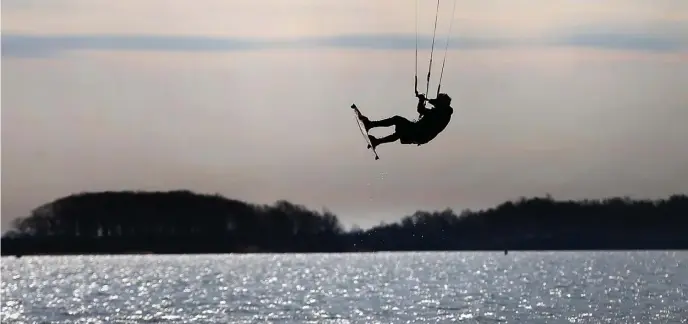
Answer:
2, 190, 687, 256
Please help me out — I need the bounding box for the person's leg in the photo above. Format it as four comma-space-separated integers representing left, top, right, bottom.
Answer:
367, 116, 415, 148
368, 133, 400, 148
361, 115, 410, 131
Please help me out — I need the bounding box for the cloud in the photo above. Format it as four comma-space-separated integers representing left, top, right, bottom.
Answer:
544, 20, 688, 52
547, 32, 687, 52
1, 33, 515, 58
2, 30, 686, 58
295, 34, 515, 50
1, 34, 264, 58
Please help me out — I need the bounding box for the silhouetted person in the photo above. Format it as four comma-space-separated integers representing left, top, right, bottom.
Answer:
353, 92, 454, 149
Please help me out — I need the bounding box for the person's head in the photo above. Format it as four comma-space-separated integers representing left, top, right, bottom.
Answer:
429, 93, 451, 106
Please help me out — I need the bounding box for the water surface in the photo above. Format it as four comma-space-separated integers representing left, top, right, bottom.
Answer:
2, 252, 686, 323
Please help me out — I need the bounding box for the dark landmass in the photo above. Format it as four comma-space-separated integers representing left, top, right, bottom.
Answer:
2, 190, 687, 256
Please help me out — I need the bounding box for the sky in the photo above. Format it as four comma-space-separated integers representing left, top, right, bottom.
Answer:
2, 0, 688, 230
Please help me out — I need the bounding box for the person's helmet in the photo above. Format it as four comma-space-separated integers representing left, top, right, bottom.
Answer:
430, 93, 452, 106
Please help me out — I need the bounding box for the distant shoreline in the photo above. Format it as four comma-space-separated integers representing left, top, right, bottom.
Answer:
3, 190, 687, 257
4, 248, 687, 258
1, 247, 688, 258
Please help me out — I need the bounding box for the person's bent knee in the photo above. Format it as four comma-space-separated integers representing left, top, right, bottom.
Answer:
391, 115, 410, 125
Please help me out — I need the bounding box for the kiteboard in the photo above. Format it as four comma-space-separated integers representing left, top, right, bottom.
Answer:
350, 104, 379, 160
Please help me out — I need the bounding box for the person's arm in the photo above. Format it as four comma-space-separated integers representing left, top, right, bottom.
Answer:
416, 93, 431, 116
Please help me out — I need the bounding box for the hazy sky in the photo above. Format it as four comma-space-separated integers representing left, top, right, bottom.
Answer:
3, 0, 688, 229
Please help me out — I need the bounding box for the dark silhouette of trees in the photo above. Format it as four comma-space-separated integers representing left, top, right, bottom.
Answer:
2, 190, 687, 256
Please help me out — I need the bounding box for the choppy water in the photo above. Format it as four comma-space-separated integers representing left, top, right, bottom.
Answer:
2, 252, 686, 323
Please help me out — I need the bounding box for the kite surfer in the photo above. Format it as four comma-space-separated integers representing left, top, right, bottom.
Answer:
352, 92, 453, 149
